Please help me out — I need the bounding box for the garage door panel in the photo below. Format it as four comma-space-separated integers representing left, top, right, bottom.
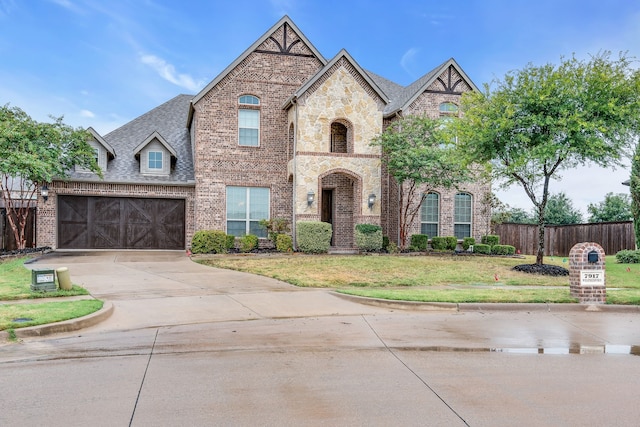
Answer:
58, 196, 185, 249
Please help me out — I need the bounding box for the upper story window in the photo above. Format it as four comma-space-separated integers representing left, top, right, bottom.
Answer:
239, 95, 260, 105
330, 120, 352, 153
439, 102, 459, 115
238, 95, 260, 147
148, 151, 163, 170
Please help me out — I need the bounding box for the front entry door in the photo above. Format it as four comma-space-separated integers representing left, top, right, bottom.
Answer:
321, 189, 334, 245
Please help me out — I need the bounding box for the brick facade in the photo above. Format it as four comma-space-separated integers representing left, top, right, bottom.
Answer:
37, 16, 491, 251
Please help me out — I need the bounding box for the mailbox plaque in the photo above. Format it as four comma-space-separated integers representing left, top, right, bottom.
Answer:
580, 270, 604, 286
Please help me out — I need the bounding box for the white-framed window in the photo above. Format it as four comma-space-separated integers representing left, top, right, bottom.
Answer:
148, 151, 163, 170
420, 192, 439, 237
226, 186, 269, 237
239, 95, 260, 147
454, 192, 472, 238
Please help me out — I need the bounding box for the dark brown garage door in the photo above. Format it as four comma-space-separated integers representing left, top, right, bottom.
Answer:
58, 196, 185, 249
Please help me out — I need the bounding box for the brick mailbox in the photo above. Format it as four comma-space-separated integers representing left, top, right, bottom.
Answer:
568, 242, 606, 304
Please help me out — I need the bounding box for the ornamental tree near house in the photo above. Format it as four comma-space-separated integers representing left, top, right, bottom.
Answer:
0, 105, 101, 250
455, 52, 640, 265
372, 114, 471, 250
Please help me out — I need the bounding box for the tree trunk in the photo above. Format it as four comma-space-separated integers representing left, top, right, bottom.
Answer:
536, 216, 545, 265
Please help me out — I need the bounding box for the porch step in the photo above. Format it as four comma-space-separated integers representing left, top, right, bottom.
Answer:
327, 247, 359, 255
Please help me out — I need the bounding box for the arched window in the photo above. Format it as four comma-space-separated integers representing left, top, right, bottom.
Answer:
238, 95, 260, 146
439, 102, 459, 115
330, 122, 348, 153
454, 192, 472, 238
420, 192, 439, 237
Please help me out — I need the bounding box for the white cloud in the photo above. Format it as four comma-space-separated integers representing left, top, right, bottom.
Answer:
400, 47, 419, 77
140, 54, 204, 92
80, 109, 95, 118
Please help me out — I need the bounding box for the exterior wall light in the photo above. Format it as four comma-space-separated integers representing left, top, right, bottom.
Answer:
368, 193, 376, 210
307, 191, 315, 206
41, 184, 49, 202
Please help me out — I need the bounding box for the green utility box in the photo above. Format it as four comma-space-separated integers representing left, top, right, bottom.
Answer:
31, 269, 57, 292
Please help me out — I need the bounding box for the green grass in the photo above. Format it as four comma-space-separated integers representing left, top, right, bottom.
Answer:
0, 257, 89, 300
0, 257, 101, 331
0, 300, 103, 330
197, 254, 640, 304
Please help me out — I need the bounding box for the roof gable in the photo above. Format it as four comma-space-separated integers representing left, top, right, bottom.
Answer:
190, 16, 326, 108
87, 127, 116, 159
133, 131, 178, 159
376, 58, 479, 117
283, 49, 389, 109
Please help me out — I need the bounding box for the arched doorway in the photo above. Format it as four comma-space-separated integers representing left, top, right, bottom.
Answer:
320, 170, 361, 248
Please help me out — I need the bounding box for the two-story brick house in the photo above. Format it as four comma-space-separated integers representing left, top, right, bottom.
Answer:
37, 16, 490, 250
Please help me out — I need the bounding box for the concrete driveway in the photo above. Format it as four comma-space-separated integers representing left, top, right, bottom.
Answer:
2, 250, 640, 426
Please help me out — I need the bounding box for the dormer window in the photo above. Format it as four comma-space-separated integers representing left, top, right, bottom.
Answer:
133, 131, 177, 176
238, 95, 260, 147
75, 128, 116, 174
148, 151, 163, 170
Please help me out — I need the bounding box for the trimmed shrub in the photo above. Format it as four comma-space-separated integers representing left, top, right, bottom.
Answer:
481, 235, 500, 246
226, 234, 236, 250
473, 243, 491, 255
296, 221, 332, 253
387, 241, 400, 254
491, 244, 516, 255
462, 237, 475, 251
355, 224, 383, 252
616, 249, 640, 263
239, 234, 259, 253
191, 230, 231, 254
409, 234, 429, 251
382, 236, 390, 251
275, 234, 293, 253
355, 223, 381, 234
431, 236, 448, 251
259, 218, 290, 246
444, 236, 458, 250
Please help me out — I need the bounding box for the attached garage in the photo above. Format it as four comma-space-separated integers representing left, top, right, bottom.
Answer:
58, 196, 185, 250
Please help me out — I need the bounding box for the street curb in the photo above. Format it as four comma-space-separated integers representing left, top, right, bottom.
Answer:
0, 301, 114, 341
330, 292, 640, 313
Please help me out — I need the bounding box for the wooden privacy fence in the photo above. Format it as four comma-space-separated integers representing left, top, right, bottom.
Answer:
494, 221, 636, 256
1, 208, 36, 251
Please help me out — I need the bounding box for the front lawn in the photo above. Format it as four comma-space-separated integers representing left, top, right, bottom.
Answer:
197, 254, 640, 304
0, 257, 101, 333
0, 257, 89, 300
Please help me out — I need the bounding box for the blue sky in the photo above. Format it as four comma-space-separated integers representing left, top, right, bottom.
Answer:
1, 0, 639, 215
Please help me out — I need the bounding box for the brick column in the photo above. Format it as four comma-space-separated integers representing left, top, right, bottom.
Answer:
568, 242, 606, 304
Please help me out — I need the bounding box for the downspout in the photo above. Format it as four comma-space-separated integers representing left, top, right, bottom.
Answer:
292, 98, 298, 250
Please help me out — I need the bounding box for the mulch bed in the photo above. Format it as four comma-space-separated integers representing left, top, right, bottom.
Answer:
512, 264, 569, 276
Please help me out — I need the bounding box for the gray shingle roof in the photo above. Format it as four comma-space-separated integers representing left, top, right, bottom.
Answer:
366, 58, 462, 117
69, 94, 194, 185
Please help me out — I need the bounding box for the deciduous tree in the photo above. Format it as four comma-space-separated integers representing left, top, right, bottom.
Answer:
631, 142, 640, 246
587, 192, 632, 223
539, 192, 583, 225
455, 52, 640, 264
372, 115, 471, 249
0, 105, 100, 249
